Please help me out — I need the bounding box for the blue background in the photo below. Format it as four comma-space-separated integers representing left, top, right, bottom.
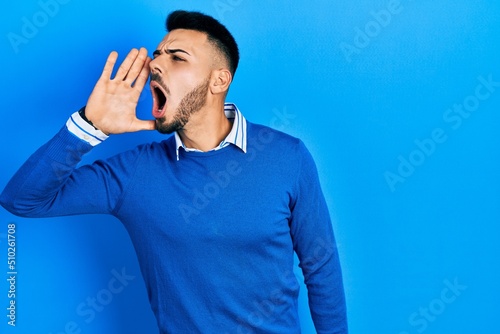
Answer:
1, 0, 499, 333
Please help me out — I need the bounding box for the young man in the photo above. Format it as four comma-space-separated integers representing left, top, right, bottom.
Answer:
0, 10, 347, 333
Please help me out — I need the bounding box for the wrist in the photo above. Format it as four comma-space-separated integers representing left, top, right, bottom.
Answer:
78, 106, 98, 130
67, 110, 109, 146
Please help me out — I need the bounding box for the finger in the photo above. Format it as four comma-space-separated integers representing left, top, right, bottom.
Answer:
124, 48, 149, 85
131, 119, 156, 132
114, 48, 139, 80
132, 56, 152, 93
100, 51, 118, 80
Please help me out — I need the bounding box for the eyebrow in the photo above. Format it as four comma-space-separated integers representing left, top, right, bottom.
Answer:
153, 48, 191, 57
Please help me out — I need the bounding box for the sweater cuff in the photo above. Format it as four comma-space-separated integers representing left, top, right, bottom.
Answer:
66, 111, 109, 146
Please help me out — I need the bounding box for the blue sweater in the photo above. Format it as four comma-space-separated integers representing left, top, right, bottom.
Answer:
0, 121, 347, 333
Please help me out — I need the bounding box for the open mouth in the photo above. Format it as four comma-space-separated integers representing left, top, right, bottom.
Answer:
151, 81, 168, 118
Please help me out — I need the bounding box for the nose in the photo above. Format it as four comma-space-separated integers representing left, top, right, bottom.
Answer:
149, 58, 163, 74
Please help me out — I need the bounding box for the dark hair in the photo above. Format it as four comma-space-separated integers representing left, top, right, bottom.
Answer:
166, 10, 240, 76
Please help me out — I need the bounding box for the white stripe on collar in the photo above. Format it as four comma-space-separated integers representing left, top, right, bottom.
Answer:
174, 103, 247, 160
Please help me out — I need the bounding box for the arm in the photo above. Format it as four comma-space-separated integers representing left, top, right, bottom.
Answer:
1, 117, 117, 217
289, 141, 348, 334
0, 48, 154, 217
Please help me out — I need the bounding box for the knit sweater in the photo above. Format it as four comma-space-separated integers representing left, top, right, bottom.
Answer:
0, 120, 347, 333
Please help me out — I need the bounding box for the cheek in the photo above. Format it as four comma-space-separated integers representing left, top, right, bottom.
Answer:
170, 70, 205, 97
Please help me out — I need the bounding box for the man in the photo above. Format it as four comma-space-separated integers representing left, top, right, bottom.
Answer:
0, 10, 347, 333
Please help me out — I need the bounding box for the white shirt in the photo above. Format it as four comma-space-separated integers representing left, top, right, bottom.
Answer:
174, 102, 247, 160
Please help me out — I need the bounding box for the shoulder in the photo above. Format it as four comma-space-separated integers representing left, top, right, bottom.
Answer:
136, 136, 175, 156
246, 121, 309, 159
101, 135, 176, 166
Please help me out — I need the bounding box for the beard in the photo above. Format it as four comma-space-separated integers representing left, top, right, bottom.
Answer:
155, 77, 210, 134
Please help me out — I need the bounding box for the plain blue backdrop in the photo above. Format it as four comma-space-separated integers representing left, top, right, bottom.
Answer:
1, 1, 499, 333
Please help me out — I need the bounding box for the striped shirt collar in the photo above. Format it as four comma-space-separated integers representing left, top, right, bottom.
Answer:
174, 103, 247, 160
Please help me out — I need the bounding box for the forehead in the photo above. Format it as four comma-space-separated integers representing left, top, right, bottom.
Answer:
156, 29, 210, 53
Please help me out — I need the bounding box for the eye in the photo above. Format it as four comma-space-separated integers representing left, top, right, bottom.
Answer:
152, 51, 161, 59
172, 55, 185, 62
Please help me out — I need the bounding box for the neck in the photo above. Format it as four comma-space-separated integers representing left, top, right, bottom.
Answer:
178, 101, 232, 152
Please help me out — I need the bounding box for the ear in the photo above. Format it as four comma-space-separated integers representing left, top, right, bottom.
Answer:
210, 68, 232, 95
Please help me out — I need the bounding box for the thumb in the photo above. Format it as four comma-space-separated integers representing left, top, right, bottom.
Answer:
131, 119, 156, 132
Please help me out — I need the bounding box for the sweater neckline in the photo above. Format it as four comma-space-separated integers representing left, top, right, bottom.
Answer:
177, 144, 242, 160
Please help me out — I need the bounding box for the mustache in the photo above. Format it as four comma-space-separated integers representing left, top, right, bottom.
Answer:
150, 73, 170, 95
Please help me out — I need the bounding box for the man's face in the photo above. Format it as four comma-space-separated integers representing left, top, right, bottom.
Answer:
149, 29, 214, 134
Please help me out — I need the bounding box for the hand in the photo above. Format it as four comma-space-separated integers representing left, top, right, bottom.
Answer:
85, 47, 155, 134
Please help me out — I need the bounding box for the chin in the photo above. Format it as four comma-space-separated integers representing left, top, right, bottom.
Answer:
155, 118, 181, 135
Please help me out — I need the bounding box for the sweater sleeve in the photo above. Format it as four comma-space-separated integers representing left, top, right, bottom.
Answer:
0, 122, 139, 218
289, 141, 348, 334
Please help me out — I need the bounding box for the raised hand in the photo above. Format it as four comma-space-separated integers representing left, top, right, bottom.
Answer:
85, 47, 156, 134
